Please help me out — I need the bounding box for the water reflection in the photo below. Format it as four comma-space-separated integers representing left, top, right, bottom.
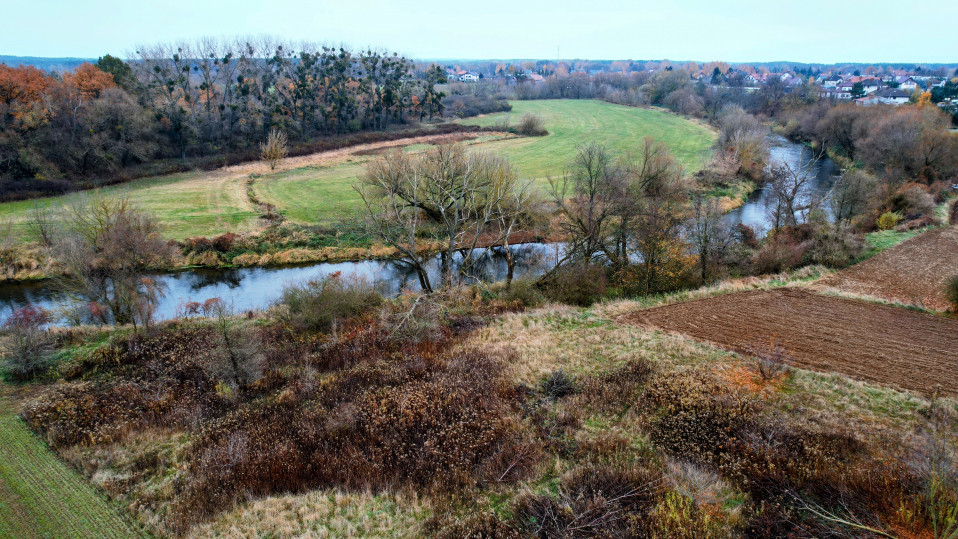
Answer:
0, 244, 562, 324
724, 134, 839, 235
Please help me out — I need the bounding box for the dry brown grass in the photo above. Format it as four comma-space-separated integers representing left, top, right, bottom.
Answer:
471, 289, 956, 445
189, 490, 430, 538
465, 303, 731, 386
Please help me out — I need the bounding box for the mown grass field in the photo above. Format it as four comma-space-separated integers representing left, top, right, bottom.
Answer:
0, 386, 144, 538
0, 170, 260, 242
256, 101, 716, 224
455, 100, 716, 176
0, 100, 716, 236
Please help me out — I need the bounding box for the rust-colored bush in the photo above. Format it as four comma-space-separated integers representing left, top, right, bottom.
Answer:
211, 232, 239, 252
24, 326, 229, 447
540, 264, 608, 306
172, 346, 529, 531
577, 359, 654, 414
513, 464, 663, 537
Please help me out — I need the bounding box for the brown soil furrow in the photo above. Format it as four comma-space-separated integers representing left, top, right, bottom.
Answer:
821, 226, 958, 311
621, 288, 958, 397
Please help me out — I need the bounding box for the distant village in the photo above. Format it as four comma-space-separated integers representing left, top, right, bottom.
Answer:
440, 61, 958, 114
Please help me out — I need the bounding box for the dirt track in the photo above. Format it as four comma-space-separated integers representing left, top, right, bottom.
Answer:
821, 226, 958, 311
622, 288, 958, 397
207, 131, 503, 179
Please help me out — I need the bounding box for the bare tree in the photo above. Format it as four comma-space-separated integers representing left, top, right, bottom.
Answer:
491, 178, 537, 288
687, 196, 732, 283
260, 128, 289, 171
609, 137, 685, 268
716, 106, 769, 179
204, 298, 263, 391
830, 169, 878, 224
1, 305, 53, 380
357, 145, 525, 292
630, 193, 688, 294
549, 143, 623, 266
766, 152, 823, 231
27, 201, 56, 247
52, 194, 176, 329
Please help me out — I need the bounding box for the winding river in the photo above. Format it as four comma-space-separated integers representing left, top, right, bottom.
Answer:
0, 136, 838, 324
724, 134, 840, 232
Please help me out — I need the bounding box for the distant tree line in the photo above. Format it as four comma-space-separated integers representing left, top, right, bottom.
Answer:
0, 38, 448, 200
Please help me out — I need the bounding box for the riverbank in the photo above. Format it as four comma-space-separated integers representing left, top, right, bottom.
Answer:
0, 228, 558, 285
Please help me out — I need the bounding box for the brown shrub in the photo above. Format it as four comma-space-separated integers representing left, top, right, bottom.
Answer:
750, 237, 808, 274
745, 340, 792, 381
172, 347, 529, 531
1, 305, 53, 381
576, 359, 655, 414
513, 464, 663, 537
24, 326, 228, 447
277, 272, 382, 332
515, 113, 548, 136
182, 236, 214, 254
640, 368, 926, 534
899, 184, 937, 219
540, 264, 608, 306
540, 369, 575, 400
946, 275, 958, 313
211, 232, 239, 252
642, 370, 755, 463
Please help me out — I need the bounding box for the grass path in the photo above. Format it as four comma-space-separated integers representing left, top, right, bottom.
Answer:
0, 385, 146, 538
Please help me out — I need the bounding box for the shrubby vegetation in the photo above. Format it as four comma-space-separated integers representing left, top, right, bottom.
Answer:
946, 275, 958, 313
1, 305, 52, 380
277, 272, 381, 332
12, 274, 954, 537
48, 195, 176, 328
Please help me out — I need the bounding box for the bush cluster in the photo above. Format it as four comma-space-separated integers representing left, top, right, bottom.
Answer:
747, 222, 863, 275
638, 368, 938, 536
277, 272, 382, 332
25, 290, 534, 533
515, 113, 549, 136
513, 464, 663, 537
23, 326, 228, 447
175, 345, 526, 530
540, 264, 608, 306
946, 275, 958, 313
442, 94, 512, 118
1, 305, 53, 381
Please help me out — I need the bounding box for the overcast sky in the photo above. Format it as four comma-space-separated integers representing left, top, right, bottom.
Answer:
3, 0, 956, 64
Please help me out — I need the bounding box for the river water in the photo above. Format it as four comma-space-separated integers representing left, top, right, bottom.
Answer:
0, 136, 837, 324
0, 243, 564, 323
724, 134, 840, 233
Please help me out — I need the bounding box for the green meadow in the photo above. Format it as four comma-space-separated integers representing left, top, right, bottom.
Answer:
0, 100, 716, 236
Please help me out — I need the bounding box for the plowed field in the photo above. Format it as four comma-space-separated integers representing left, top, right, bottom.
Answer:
822, 226, 958, 311
622, 288, 958, 396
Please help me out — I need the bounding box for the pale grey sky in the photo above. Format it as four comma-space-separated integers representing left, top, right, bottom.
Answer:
2, 0, 956, 63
